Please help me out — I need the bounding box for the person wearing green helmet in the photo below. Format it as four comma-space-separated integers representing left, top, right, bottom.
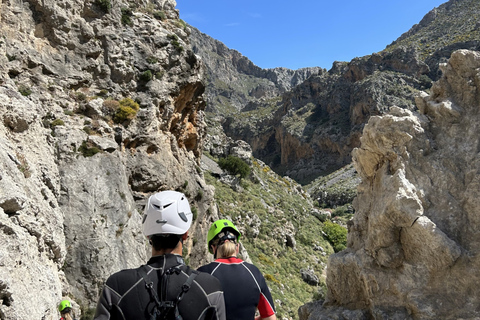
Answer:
198, 219, 277, 320
58, 299, 75, 320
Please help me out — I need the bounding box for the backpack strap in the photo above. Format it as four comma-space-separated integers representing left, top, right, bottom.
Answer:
139, 265, 199, 320
139, 266, 163, 320
173, 270, 199, 320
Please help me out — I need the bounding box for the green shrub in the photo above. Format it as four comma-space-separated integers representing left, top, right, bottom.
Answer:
83, 126, 93, 135
18, 85, 32, 96
121, 7, 133, 26
50, 119, 65, 128
322, 220, 347, 252
167, 34, 184, 53
139, 70, 153, 82
98, 89, 109, 97
218, 156, 251, 179
264, 274, 280, 284
78, 141, 101, 157
113, 98, 140, 123
153, 10, 166, 21
75, 92, 87, 102
119, 97, 139, 109
146, 56, 158, 64
95, 0, 111, 13
174, 19, 187, 30
191, 207, 198, 221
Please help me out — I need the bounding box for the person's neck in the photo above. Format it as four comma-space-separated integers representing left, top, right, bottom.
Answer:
152, 243, 183, 257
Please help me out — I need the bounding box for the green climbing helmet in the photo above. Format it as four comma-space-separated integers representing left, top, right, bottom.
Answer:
58, 299, 72, 313
207, 219, 241, 254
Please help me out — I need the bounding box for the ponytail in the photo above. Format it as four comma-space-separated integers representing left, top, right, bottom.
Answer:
216, 241, 237, 258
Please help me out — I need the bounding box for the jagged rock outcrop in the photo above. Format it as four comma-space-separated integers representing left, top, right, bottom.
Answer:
0, 1, 219, 319
299, 49, 480, 319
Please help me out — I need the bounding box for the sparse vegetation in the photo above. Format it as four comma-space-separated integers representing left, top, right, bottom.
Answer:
50, 119, 65, 128
204, 158, 333, 318
16, 152, 31, 178
121, 7, 133, 26
18, 85, 32, 96
153, 10, 166, 21
167, 34, 184, 53
139, 70, 153, 82
75, 92, 87, 102
78, 141, 101, 157
113, 98, 140, 124
95, 0, 111, 13
218, 155, 251, 179
146, 56, 158, 64
98, 89, 109, 97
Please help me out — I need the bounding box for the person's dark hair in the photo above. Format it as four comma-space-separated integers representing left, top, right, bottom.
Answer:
150, 234, 183, 251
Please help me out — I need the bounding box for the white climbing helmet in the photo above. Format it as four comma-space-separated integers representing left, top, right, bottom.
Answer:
142, 191, 193, 237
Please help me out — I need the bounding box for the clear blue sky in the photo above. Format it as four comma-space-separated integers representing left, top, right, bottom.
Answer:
176, 0, 447, 70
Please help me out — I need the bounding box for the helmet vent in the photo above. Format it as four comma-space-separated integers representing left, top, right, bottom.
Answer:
152, 204, 161, 210
178, 212, 188, 222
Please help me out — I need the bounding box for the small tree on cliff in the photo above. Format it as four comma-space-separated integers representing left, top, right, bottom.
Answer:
218, 155, 251, 179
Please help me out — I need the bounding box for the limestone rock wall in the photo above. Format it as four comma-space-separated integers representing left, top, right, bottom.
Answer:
300, 49, 480, 319
0, 0, 218, 319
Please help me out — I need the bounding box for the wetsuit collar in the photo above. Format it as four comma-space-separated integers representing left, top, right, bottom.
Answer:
215, 257, 243, 264
147, 253, 185, 269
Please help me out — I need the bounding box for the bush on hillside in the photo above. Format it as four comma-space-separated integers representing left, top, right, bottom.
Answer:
95, 0, 111, 13
322, 220, 347, 252
113, 98, 140, 124
218, 155, 250, 179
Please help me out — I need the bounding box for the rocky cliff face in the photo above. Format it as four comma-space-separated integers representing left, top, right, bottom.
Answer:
299, 49, 480, 320
0, 1, 219, 319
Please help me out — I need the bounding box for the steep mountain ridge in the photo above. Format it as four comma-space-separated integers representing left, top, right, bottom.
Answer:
191, 0, 480, 185
189, 27, 323, 113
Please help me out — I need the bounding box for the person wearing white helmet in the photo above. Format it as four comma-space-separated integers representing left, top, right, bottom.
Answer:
94, 190, 226, 320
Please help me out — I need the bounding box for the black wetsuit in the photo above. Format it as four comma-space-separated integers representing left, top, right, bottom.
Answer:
94, 254, 226, 320
198, 257, 275, 320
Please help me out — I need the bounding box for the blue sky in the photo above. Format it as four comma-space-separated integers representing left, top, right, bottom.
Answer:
176, 0, 447, 70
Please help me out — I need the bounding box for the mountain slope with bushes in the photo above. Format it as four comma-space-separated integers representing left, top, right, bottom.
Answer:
190, 0, 480, 185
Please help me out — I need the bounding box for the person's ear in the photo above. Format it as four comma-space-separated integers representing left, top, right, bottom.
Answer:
181, 231, 189, 241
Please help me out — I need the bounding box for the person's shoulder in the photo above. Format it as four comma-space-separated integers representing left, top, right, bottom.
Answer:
105, 266, 142, 287
241, 261, 263, 274
197, 262, 218, 273
189, 266, 223, 292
